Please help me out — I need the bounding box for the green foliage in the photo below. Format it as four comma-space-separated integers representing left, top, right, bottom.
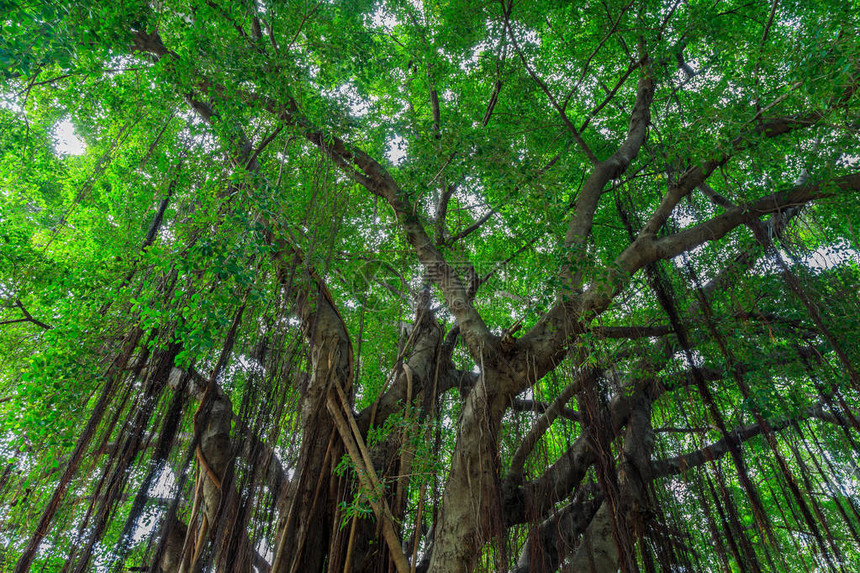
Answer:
1, 0, 859, 570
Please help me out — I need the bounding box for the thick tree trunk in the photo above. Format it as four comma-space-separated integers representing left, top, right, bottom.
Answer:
172, 386, 247, 573
198, 393, 233, 523
272, 284, 352, 573
513, 495, 602, 573
563, 503, 619, 573
159, 516, 188, 572
427, 372, 508, 573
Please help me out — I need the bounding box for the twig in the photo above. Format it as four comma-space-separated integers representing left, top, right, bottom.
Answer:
287, 0, 324, 51
246, 124, 284, 169
11, 299, 52, 330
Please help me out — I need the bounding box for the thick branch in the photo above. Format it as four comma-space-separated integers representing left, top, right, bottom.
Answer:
652, 402, 854, 477
508, 367, 598, 484
513, 493, 603, 573
514, 171, 859, 397
590, 325, 672, 339
638, 70, 860, 239
130, 28, 493, 357
563, 63, 654, 288
1, 299, 53, 330
649, 172, 860, 263
167, 368, 288, 493
510, 398, 580, 422
302, 132, 493, 357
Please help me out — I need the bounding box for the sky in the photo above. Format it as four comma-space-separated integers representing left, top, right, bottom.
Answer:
52, 117, 85, 156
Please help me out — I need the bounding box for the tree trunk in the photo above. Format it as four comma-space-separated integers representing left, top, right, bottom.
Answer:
563, 503, 619, 573
272, 283, 352, 573
428, 372, 508, 573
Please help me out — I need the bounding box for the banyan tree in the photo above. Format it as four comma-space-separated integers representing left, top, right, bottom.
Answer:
1, 0, 860, 571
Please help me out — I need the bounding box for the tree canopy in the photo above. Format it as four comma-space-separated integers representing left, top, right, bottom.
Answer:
1, 0, 860, 571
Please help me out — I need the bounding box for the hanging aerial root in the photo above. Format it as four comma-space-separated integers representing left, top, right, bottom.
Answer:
326, 378, 412, 573
13, 326, 145, 573
287, 433, 336, 573
194, 447, 223, 492
177, 469, 205, 573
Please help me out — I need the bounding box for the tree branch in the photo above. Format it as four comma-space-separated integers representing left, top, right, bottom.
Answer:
510, 398, 580, 421
130, 28, 494, 358
652, 401, 854, 477
638, 68, 860, 239
562, 59, 654, 289
507, 367, 598, 484
2, 299, 53, 330
649, 172, 860, 263
503, 8, 598, 164
590, 325, 672, 339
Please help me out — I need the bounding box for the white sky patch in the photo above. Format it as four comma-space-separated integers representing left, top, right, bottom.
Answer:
148, 465, 177, 498
451, 178, 492, 219
672, 202, 701, 227
369, 4, 397, 30
257, 537, 274, 568
52, 117, 85, 155
385, 135, 407, 165
460, 39, 493, 72
672, 243, 708, 268
321, 83, 377, 118
674, 349, 704, 369
507, 23, 539, 48
803, 240, 860, 271
109, 465, 179, 553
838, 154, 859, 168
0, 93, 23, 114
237, 354, 265, 376
752, 242, 860, 275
